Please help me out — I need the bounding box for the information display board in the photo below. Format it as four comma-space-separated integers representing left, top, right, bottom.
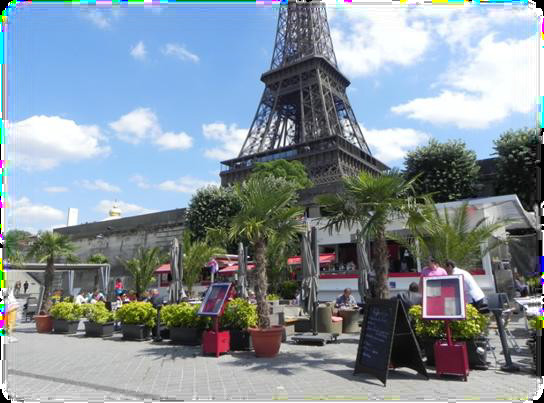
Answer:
197, 283, 232, 317
354, 299, 428, 386
422, 275, 465, 320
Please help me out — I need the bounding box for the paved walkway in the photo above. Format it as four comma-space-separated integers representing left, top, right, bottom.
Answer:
4, 313, 541, 401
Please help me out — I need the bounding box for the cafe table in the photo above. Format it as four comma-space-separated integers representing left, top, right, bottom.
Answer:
337, 308, 360, 333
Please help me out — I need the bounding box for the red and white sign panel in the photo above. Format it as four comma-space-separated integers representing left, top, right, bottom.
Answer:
198, 283, 232, 317
422, 275, 465, 320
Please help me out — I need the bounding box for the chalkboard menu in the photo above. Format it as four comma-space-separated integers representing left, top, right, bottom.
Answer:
354, 299, 428, 386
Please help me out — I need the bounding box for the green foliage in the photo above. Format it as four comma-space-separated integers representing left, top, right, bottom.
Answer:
266, 294, 281, 301
85, 302, 114, 324
394, 200, 512, 269
409, 304, 489, 340
251, 159, 313, 191
182, 231, 225, 295
160, 303, 210, 329
186, 185, 242, 246
278, 280, 299, 300
318, 169, 425, 299
220, 298, 258, 330
403, 139, 479, 202
528, 316, 542, 331
119, 247, 163, 298
266, 234, 298, 295
50, 302, 84, 321
493, 127, 538, 209
88, 253, 109, 264
115, 302, 157, 328
4, 229, 32, 267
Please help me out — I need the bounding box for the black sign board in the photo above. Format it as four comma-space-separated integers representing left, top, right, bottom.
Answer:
354, 298, 428, 386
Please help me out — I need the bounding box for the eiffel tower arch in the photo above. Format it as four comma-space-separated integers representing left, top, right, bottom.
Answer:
220, 0, 388, 207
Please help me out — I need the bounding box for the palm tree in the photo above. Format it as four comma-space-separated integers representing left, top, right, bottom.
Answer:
228, 176, 306, 328
119, 247, 165, 299
317, 170, 424, 299
4, 230, 32, 268
182, 231, 225, 297
397, 201, 513, 270
26, 231, 78, 313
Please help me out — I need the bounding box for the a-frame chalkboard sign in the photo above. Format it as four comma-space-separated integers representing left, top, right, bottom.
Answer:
354, 298, 428, 386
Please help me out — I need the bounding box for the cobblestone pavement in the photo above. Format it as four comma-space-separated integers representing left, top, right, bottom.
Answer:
4, 313, 541, 401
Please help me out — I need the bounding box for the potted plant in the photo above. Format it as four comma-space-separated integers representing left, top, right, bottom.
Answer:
227, 176, 306, 357
220, 298, 258, 351
115, 301, 157, 340
50, 302, 83, 334
278, 280, 298, 302
83, 302, 115, 337
161, 302, 210, 345
409, 304, 490, 369
526, 316, 540, 372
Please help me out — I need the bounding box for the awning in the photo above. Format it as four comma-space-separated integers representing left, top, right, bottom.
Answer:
155, 264, 171, 274
287, 253, 336, 266
218, 263, 256, 275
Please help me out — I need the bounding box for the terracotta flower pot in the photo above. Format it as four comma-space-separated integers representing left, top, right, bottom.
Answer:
249, 325, 283, 358
35, 314, 53, 333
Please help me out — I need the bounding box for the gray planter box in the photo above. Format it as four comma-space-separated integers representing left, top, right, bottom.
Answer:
121, 324, 151, 340
53, 319, 80, 334
84, 321, 115, 337
169, 327, 202, 345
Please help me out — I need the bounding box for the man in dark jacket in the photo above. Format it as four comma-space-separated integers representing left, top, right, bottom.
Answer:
397, 282, 423, 311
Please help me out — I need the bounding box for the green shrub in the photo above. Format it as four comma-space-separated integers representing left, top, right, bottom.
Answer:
115, 302, 156, 328
220, 298, 258, 330
50, 302, 84, 321
409, 304, 489, 340
160, 303, 210, 329
528, 316, 542, 331
266, 294, 281, 301
85, 302, 114, 325
278, 280, 298, 300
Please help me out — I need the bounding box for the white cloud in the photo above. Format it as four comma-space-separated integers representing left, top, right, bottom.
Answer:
129, 174, 151, 189
362, 125, 430, 164
109, 108, 161, 144
78, 179, 121, 193
330, 10, 430, 77
12, 115, 110, 171
391, 34, 537, 129
202, 122, 247, 160
155, 131, 193, 151
130, 41, 147, 61
81, 9, 121, 30
157, 177, 219, 194
44, 186, 68, 193
10, 197, 65, 233
161, 43, 200, 63
95, 200, 156, 216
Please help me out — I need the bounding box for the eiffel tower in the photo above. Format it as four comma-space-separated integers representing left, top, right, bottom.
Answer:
220, 0, 387, 207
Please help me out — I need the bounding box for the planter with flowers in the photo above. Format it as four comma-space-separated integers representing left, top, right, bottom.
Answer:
409, 304, 490, 369
115, 301, 157, 340
220, 298, 258, 351
83, 302, 115, 337
50, 302, 84, 334
161, 302, 210, 345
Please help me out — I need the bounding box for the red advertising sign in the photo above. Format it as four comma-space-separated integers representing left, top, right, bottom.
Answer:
422, 275, 465, 320
198, 283, 232, 317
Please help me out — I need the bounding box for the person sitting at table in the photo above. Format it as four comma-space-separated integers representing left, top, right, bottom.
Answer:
74, 290, 87, 305
513, 272, 529, 297
397, 282, 423, 311
335, 288, 357, 308
114, 278, 124, 296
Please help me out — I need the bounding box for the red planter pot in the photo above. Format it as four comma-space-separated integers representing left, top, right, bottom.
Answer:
249, 326, 284, 358
35, 315, 53, 333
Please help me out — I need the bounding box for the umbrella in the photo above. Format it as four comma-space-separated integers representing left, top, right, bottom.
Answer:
170, 238, 182, 303
100, 265, 110, 296
356, 231, 370, 303
237, 242, 249, 299
301, 230, 319, 334
68, 270, 74, 297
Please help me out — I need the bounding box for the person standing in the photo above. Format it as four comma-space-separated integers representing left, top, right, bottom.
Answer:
419, 257, 448, 290
444, 260, 488, 312
23, 281, 29, 294
14, 281, 21, 296
114, 278, 124, 297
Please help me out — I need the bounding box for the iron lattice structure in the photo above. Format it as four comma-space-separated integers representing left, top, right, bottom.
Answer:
221, 0, 387, 203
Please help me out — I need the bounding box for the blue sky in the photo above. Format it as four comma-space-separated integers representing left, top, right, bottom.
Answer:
5, 2, 541, 233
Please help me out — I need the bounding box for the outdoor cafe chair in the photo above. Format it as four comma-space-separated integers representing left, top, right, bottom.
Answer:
487, 293, 521, 353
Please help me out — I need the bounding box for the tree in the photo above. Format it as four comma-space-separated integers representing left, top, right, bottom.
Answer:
317, 170, 424, 299
182, 231, 225, 296
185, 185, 241, 250
265, 233, 298, 295
395, 201, 512, 270
4, 229, 32, 268
493, 127, 538, 209
251, 159, 313, 190
119, 247, 164, 299
403, 139, 479, 202
88, 253, 109, 264
228, 176, 306, 328
26, 231, 78, 313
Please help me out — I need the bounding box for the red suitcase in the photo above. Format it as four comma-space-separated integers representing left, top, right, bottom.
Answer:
434, 340, 469, 381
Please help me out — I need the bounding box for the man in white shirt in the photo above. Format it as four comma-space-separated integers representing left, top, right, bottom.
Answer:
74, 290, 87, 305
444, 260, 487, 310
